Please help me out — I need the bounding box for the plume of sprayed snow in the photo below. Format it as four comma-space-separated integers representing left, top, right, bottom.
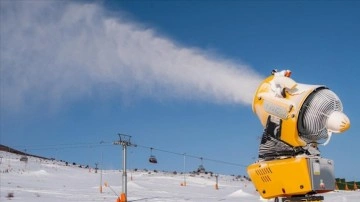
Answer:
0, 1, 263, 112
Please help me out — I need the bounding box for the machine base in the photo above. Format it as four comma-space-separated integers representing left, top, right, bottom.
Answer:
247, 156, 334, 199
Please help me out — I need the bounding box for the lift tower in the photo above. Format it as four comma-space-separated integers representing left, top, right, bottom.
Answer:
114, 134, 135, 202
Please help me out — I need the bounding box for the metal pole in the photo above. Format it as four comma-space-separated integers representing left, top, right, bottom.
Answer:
100, 152, 103, 193
122, 144, 127, 195
99, 141, 104, 193
183, 153, 186, 186
215, 174, 219, 190
114, 134, 133, 202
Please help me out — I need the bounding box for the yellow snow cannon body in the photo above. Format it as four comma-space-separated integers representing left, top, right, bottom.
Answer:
247, 70, 350, 201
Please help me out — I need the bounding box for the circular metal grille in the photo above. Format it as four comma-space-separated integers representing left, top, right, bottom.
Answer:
298, 88, 343, 143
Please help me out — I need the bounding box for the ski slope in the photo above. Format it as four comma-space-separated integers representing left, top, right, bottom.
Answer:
1, 151, 359, 202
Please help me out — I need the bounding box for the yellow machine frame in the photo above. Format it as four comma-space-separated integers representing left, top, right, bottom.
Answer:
248, 156, 334, 199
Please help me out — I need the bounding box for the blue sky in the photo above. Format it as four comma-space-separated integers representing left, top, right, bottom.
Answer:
1, 1, 359, 180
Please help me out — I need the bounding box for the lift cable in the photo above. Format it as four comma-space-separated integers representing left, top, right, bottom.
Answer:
8, 140, 247, 168
11, 141, 113, 151
135, 144, 247, 168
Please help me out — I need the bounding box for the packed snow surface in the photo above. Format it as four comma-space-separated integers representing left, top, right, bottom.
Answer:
1, 151, 359, 201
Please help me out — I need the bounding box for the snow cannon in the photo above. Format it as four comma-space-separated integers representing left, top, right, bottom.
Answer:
247, 70, 350, 202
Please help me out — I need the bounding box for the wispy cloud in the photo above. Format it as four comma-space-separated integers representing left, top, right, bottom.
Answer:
0, 1, 263, 112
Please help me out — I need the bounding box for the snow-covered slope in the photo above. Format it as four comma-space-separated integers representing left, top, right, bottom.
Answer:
1, 151, 359, 201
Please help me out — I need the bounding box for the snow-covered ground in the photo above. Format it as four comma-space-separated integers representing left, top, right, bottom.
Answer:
1, 151, 359, 202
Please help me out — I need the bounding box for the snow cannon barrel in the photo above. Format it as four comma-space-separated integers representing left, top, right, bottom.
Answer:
252, 70, 350, 147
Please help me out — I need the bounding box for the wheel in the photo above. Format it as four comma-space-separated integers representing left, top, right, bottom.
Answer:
274, 197, 279, 202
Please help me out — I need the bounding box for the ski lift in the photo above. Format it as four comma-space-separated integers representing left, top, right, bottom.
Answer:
148, 148, 158, 164
20, 155, 28, 162
197, 157, 205, 173
197, 164, 206, 173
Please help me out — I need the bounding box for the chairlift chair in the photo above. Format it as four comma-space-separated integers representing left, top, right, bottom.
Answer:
148, 148, 158, 164
149, 155, 158, 164
20, 156, 28, 162
197, 164, 205, 173
197, 157, 205, 173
